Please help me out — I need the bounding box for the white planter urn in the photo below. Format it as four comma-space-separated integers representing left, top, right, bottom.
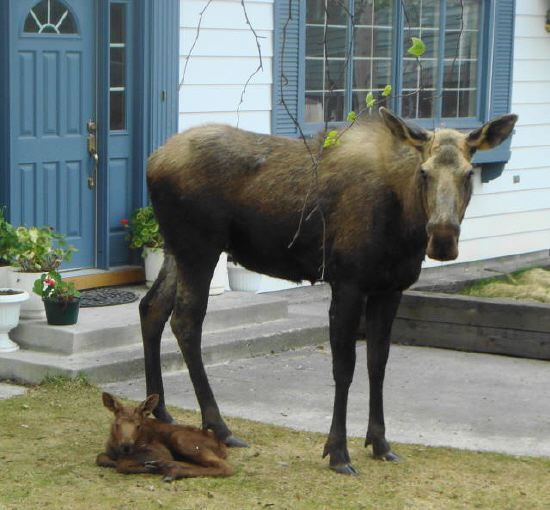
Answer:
143, 249, 227, 296
8, 269, 45, 319
0, 266, 12, 288
227, 262, 262, 292
0, 289, 29, 352
143, 247, 165, 288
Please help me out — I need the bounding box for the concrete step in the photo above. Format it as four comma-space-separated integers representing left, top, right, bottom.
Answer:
0, 314, 328, 384
9, 290, 289, 355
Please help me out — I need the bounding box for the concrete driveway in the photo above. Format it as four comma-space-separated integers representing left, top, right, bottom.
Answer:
103, 343, 550, 458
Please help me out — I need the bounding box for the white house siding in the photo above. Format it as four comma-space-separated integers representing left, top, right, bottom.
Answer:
178, 0, 273, 134
426, 0, 550, 267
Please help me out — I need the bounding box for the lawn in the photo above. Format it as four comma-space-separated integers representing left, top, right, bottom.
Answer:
462, 268, 550, 303
0, 378, 549, 510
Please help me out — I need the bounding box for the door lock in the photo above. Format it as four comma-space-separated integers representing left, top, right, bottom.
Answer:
87, 119, 98, 190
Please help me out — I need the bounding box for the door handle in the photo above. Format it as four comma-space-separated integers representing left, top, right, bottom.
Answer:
87, 119, 98, 190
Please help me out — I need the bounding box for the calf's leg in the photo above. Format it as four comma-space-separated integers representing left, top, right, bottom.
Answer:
170, 256, 247, 448
364, 291, 402, 461
140, 252, 177, 423
322, 281, 364, 474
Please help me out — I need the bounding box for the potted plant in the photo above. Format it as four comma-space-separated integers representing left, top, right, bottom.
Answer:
8, 226, 76, 319
0, 208, 18, 288
0, 288, 29, 352
122, 206, 164, 287
33, 271, 81, 326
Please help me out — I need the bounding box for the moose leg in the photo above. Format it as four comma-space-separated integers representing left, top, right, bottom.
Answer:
322, 281, 364, 474
140, 252, 177, 423
364, 291, 402, 461
170, 257, 247, 448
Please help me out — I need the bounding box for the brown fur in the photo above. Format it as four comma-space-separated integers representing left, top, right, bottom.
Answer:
96, 393, 234, 481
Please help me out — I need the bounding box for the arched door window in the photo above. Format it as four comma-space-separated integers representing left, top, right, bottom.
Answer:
24, 0, 78, 34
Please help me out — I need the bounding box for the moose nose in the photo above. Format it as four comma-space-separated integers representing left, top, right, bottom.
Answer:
120, 443, 133, 455
426, 221, 460, 237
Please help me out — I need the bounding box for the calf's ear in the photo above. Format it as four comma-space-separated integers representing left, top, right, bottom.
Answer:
102, 392, 123, 414
138, 394, 160, 417
466, 114, 518, 150
379, 107, 431, 148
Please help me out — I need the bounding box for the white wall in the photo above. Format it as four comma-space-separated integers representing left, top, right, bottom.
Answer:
178, 0, 273, 134
426, 0, 550, 267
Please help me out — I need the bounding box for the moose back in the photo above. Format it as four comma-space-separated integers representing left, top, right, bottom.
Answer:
139, 108, 517, 474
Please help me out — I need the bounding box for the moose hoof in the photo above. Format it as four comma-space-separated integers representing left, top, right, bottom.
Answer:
374, 450, 400, 462
223, 435, 249, 448
330, 463, 358, 475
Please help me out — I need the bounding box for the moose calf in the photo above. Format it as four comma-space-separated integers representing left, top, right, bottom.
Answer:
96, 392, 234, 481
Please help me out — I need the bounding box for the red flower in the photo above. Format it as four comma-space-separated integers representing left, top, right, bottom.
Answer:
121, 218, 129, 226
44, 278, 55, 287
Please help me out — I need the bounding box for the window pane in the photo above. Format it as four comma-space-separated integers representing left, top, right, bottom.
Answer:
460, 59, 477, 88
354, 27, 372, 57
110, 48, 125, 88
306, 0, 325, 24
110, 91, 125, 130
306, 59, 324, 90
373, 28, 391, 58
326, 0, 347, 25
354, 0, 374, 25
442, 91, 458, 117
306, 26, 324, 58
373, 0, 393, 26
110, 3, 126, 130
24, 0, 78, 34
459, 90, 477, 117
326, 60, 347, 90
353, 60, 371, 89
325, 91, 345, 122
326, 27, 348, 58
372, 60, 391, 89
110, 4, 125, 44
305, 93, 324, 123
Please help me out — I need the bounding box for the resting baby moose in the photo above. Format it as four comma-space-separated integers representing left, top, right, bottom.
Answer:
96, 392, 234, 481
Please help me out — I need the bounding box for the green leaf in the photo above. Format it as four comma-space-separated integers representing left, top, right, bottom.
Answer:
323, 130, 340, 149
365, 92, 376, 109
407, 37, 426, 58
382, 84, 392, 97
346, 111, 357, 122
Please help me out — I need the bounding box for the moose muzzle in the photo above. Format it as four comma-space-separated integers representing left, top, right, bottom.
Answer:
426, 222, 460, 261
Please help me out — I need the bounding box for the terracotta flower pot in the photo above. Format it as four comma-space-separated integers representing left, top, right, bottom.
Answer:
43, 298, 80, 326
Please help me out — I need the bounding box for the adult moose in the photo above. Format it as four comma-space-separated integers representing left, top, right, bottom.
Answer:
140, 108, 517, 474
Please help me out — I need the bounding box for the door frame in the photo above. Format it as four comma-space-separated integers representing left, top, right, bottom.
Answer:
0, 0, 180, 269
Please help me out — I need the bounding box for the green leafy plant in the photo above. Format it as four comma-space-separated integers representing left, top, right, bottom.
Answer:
365, 91, 376, 109
407, 37, 426, 58
33, 271, 80, 303
12, 226, 76, 272
122, 206, 164, 251
0, 207, 18, 266
382, 84, 392, 97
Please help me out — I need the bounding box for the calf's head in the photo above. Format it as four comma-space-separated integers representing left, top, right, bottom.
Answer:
102, 392, 159, 455
380, 107, 518, 261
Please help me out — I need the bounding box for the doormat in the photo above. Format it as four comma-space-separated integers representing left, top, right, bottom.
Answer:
80, 288, 139, 308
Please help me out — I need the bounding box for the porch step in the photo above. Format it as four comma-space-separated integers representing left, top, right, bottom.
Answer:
0, 314, 328, 384
10, 291, 289, 355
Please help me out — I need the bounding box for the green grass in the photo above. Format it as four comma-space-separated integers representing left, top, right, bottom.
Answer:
1, 378, 549, 510
462, 268, 550, 303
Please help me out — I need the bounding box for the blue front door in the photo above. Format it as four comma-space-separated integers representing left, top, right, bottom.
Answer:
9, 0, 96, 268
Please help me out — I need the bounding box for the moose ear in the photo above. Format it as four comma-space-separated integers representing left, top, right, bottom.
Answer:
102, 392, 123, 414
379, 107, 431, 148
138, 394, 160, 417
466, 114, 518, 151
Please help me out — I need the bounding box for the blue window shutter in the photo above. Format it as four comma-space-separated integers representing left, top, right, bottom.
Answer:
475, 0, 515, 179
272, 0, 302, 136
148, 0, 180, 153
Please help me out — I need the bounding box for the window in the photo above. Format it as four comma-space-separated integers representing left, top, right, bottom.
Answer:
302, 0, 483, 126
273, 0, 515, 175
24, 0, 77, 34
110, 4, 127, 131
